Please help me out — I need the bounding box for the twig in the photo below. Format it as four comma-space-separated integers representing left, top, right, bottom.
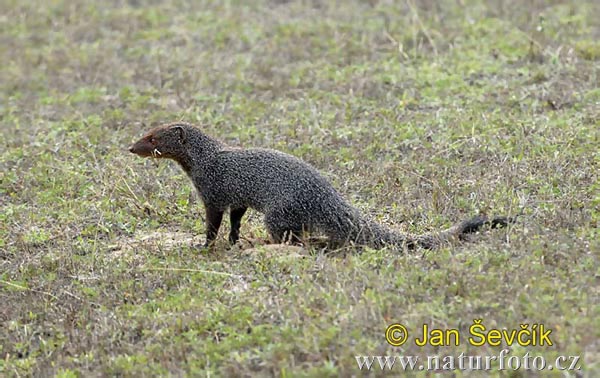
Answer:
406, 0, 438, 56
121, 173, 140, 203
61, 289, 101, 307
139, 267, 245, 278
0, 279, 59, 301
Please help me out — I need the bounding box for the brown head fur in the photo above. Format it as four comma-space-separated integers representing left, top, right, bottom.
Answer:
129, 123, 188, 159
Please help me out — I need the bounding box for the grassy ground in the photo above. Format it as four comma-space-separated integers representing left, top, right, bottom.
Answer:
1, 0, 599, 376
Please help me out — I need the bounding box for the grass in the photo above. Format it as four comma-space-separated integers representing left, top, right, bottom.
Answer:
1, 0, 599, 376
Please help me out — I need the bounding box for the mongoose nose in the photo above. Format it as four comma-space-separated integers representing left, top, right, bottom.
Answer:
129, 146, 134, 153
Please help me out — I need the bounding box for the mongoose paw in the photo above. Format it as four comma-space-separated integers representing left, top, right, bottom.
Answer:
194, 241, 214, 252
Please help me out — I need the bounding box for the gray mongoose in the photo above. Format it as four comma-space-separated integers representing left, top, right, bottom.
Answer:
129, 122, 512, 250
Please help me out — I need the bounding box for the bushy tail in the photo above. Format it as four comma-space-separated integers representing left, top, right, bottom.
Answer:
346, 215, 514, 250
407, 215, 514, 249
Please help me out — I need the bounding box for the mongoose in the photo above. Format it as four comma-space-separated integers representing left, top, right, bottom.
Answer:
129, 122, 512, 250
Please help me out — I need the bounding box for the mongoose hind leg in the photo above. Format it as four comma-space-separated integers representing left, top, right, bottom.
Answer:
204, 207, 224, 248
266, 225, 303, 244
229, 207, 247, 245
272, 229, 303, 244
264, 212, 304, 244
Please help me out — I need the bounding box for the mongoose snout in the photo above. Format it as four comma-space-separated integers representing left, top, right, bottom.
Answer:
130, 122, 514, 250
128, 137, 154, 157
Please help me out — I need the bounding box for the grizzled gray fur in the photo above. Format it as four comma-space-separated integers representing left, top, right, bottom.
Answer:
129, 122, 511, 250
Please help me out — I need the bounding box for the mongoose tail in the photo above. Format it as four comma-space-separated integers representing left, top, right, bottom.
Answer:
409, 215, 514, 249
345, 215, 513, 250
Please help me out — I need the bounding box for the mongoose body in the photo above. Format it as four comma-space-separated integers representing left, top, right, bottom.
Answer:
129, 122, 510, 249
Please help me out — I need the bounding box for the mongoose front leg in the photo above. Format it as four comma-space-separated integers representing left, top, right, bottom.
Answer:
229, 207, 247, 245
204, 207, 224, 248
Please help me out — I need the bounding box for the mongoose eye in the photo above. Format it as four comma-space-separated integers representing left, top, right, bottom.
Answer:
150, 137, 156, 144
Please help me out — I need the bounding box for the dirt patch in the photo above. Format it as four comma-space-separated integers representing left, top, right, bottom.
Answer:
108, 230, 204, 259
241, 243, 309, 259
109, 231, 308, 260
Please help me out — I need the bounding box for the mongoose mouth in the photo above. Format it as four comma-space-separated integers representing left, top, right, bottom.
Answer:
129, 145, 149, 156
129, 138, 163, 158
129, 146, 163, 158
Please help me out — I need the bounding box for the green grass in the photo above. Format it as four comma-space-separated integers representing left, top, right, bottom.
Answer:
1, 0, 599, 376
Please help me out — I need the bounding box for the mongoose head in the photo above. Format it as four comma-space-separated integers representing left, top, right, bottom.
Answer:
129, 123, 189, 160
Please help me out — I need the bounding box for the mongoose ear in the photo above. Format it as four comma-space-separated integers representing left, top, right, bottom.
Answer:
170, 125, 187, 144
